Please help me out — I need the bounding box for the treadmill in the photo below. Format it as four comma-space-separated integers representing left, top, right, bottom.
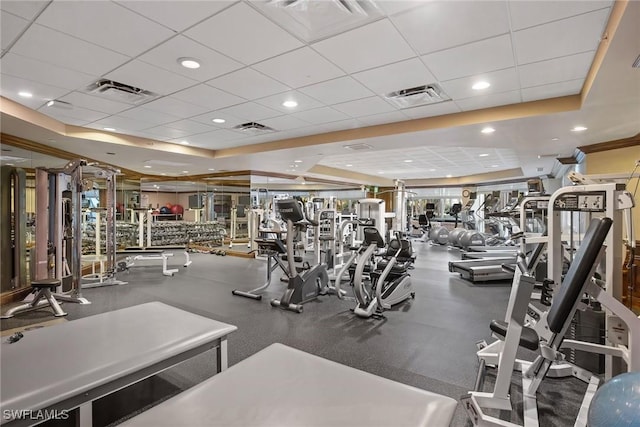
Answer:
449, 241, 546, 283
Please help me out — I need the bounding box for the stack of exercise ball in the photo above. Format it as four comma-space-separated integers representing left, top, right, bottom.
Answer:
157, 203, 184, 218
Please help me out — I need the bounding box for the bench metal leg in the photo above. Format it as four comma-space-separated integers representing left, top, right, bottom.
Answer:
183, 251, 192, 267
216, 337, 228, 372
42, 289, 68, 317
78, 402, 92, 427
162, 255, 179, 276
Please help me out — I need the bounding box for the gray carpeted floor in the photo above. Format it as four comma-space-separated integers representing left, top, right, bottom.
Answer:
2, 240, 592, 426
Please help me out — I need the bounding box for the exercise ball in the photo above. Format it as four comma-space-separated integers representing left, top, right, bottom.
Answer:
588, 372, 640, 427
165, 203, 173, 210
448, 228, 466, 247
429, 227, 449, 245
159, 206, 171, 214
459, 231, 486, 249
171, 204, 184, 215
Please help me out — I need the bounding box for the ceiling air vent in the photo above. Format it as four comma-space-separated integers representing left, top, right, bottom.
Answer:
633, 54, 640, 68
385, 84, 451, 109
343, 143, 373, 151
233, 122, 275, 135
85, 79, 158, 104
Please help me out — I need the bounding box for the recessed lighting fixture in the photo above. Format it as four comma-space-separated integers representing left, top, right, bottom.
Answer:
472, 81, 491, 90
103, 127, 116, 132
18, 91, 33, 98
378, 171, 385, 174
144, 165, 152, 168
212, 118, 226, 124
208, 168, 215, 171
551, 137, 559, 141
178, 57, 200, 69
294, 160, 302, 163
282, 100, 298, 108
345, 164, 353, 167
161, 173, 167, 176
481, 127, 495, 134
446, 174, 452, 178
404, 159, 413, 163
182, 170, 189, 173
429, 168, 436, 172
301, 181, 306, 185
479, 153, 489, 157
180, 141, 189, 145
6, 163, 15, 166
491, 165, 499, 168
571, 126, 587, 132
46, 100, 55, 107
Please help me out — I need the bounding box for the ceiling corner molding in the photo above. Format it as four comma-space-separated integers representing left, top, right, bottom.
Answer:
578, 132, 640, 154
406, 168, 524, 188
1, 96, 66, 135
580, 0, 629, 104
308, 164, 395, 187
556, 156, 579, 165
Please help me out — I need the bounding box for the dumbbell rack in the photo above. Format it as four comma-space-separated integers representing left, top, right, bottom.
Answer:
145, 221, 226, 247
82, 221, 137, 255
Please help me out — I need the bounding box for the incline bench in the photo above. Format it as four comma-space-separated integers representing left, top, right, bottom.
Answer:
122, 343, 458, 427
0, 302, 236, 426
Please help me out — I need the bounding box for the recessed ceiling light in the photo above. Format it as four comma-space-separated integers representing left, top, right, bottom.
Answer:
404, 159, 413, 163
178, 57, 200, 69
18, 91, 33, 98
551, 137, 559, 141
46, 100, 55, 107
103, 127, 116, 131
282, 100, 298, 108
212, 118, 226, 124
144, 165, 152, 168
472, 81, 490, 90
345, 164, 353, 167
446, 174, 452, 178
6, 163, 15, 166
180, 141, 189, 145
182, 170, 189, 173
161, 173, 167, 176
208, 168, 215, 171
294, 159, 302, 163
481, 127, 495, 134
479, 153, 489, 157
429, 168, 436, 172
491, 165, 499, 168
378, 171, 384, 174
571, 126, 587, 132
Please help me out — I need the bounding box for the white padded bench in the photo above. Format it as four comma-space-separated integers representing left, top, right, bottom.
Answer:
0, 302, 236, 427
122, 343, 457, 427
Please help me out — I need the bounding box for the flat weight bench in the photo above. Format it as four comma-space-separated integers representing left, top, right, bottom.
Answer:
118, 249, 178, 276
0, 302, 236, 427
122, 343, 457, 427
1, 279, 66, 319
125, 246, 192, 268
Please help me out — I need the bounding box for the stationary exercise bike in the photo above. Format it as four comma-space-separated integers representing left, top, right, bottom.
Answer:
353, 228, 415, 318
270, 199, 330, 313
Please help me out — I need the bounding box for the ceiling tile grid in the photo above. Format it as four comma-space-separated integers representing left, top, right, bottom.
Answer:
299, 76, 375, 105
1, 52, 96, 91
1, 10, 30, 51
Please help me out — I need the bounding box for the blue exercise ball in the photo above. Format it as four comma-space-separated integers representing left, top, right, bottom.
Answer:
588, 372, 640, 427
159, 206, 171, 214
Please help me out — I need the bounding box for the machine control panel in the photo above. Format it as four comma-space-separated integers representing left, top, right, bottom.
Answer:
553, 191, 606, 212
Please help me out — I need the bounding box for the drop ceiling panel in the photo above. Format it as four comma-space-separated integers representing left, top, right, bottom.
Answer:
255, 90, 324, 113
105, 60, 198, 96
260, 115, 311, 132
59, 92, 132, 115
207, 68, 290, 100
521, 79, 584, 102
332, 96, 397, 117
0, 74, 69, 110
0, 1, 48, 20
440, 68, 520, 100
184, 2, 303, 65
519, 51, 594, 88
351, 57, 437, 96
291, 107, 349, 125
513, 9, 610, 65
183, 129, 248, 148
137, 96, 210, 118
117, 107, 180, 127
189, 111, 243, 129
509, 0, 612, 31
376, 1, 425, 17
89, 116, 160, 132
36, 1, 174, 58
298, 76, 374, 105
10, 24, 129, 75
217, 102, 282, 121
455, 90, 522, 111
161, 119, 216, 135
116, 1, 236, 32
391, 1, 510, 55
172, 84, 245, 111
252, 47, 345, 88
38, 105, 108, 124
356, 111, 408, 126
1, 11, 29, 50
142, 125, 193, 140
312, 19, 415, 73
401, 101, 461, 119
422, 34, 515, 81
32, 112, 89, 127
1, 53, 95, 91
138, 35, 243, 82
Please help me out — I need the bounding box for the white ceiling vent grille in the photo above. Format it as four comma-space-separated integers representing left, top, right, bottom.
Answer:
256, 0, 382, 42
233, 122, 275, 135
384, 84, 451, 109
85, 79, 158, 104
343, 143, 373, 151
633, 54, 640, 68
